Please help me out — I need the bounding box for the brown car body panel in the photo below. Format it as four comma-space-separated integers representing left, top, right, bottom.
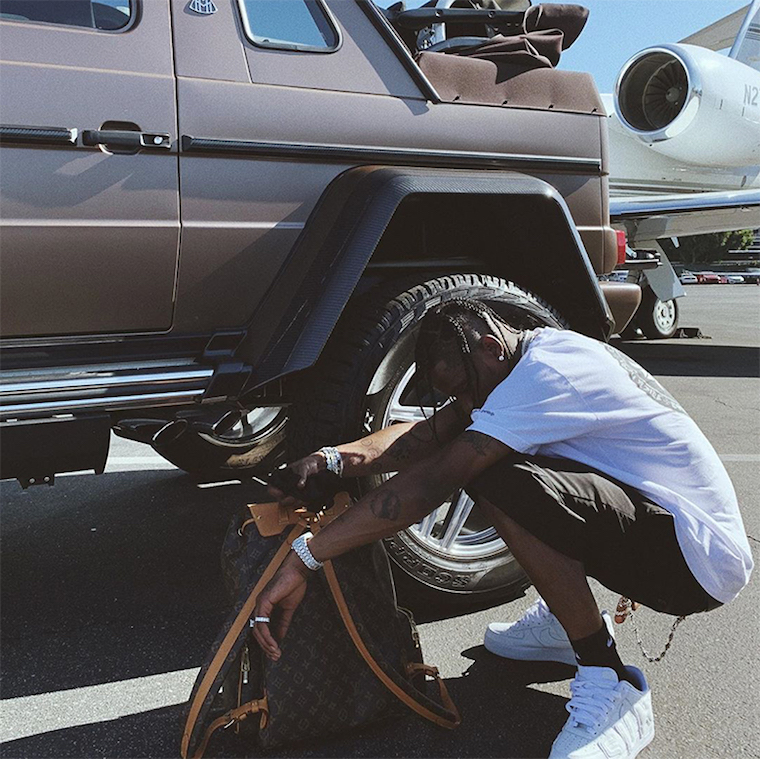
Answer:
0, 0, 179, 338
1, 0, 610, 341
174, 75, 608, 330
239, 0, 423, 98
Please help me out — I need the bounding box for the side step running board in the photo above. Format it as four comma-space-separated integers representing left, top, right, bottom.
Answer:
0, 361, 214, 421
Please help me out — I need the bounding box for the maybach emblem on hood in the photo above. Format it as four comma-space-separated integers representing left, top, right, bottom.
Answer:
189, 0, 217, 15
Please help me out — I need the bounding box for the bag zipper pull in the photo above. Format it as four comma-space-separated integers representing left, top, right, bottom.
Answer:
242, 645, 250, 685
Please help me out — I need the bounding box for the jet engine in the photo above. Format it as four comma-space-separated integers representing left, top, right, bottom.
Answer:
614, 43, 760, 168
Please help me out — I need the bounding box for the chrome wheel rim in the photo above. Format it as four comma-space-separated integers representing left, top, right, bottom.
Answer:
380, 363, 506, 561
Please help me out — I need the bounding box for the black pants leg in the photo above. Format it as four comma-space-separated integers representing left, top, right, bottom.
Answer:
466, 454, 720, 616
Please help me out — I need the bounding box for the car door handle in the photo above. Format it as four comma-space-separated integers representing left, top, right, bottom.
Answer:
81, 129, 171, 151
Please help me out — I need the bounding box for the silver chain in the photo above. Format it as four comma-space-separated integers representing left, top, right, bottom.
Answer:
618, 597, 686, 663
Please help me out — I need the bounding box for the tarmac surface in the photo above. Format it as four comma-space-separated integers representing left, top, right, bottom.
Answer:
1, 284, 758, 758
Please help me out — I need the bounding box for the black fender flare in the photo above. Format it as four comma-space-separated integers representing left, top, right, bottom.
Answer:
238, 165, 613, 385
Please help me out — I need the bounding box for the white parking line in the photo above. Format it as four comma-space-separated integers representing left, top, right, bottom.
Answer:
0, 668, 199, 743
104, 456, 177, 472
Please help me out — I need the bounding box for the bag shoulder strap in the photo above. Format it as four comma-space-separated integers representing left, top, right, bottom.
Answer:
190, 698, 269, 759
180, 525, 304, 759
323, 560, 461, 729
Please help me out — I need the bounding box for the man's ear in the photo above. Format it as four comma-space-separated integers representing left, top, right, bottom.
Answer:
480, 334, 504, 362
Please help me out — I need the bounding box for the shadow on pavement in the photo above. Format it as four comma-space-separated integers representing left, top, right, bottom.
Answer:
612, 340, 760, 378
0, 705, 186, 759
0, 649, 574, 759
1, 469, 267, 697
1, 468, 577, 758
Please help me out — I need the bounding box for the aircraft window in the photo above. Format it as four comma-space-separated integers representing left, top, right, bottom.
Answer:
237, 0, 340, 53
0, 0, 133, 30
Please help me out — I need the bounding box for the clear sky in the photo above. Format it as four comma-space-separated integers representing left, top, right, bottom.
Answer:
400, 1, 751, 92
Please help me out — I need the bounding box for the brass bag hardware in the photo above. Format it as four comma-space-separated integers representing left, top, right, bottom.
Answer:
244, 493, 351, 537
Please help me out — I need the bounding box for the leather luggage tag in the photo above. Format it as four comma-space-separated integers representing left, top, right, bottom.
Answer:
247, 492, 351, 537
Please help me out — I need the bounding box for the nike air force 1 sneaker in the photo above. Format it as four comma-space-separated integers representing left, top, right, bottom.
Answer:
549, 665, 654, 759
484, 597, 615, 666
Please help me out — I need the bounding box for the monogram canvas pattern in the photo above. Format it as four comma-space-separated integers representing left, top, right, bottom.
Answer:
184, 506, 435, 756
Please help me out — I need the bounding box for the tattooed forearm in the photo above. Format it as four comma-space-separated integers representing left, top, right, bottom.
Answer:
368, 489, 402, 521
386, 435, 420, 462
344, 429, 432, 474
460, 430, 494, 456
337, 401, 468, 477
368, 459, 385, 474
351, 439, 385, 473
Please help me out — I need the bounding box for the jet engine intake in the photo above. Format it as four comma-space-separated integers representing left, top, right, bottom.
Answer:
614, 44, 760, 167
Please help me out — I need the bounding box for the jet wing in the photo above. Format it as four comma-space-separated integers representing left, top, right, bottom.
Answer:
679, 5, 750, 51
609, 189, 760, 247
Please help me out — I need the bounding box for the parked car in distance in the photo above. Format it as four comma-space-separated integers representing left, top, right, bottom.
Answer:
696, 272, 721, 284
721, 274, 745, 284
679, 272, 699, 284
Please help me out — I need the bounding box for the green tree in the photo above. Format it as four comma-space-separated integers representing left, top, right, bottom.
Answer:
668, 230, 755, 265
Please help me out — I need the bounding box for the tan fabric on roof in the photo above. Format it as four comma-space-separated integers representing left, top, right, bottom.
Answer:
417, 52, 604, 114
460, 30, 566, 70
444, 3, 590, 71
523, 3, 590, 50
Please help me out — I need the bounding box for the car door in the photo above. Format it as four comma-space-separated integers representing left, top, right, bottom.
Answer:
170, 0, 425, 333
171, 0, 608, 335
0, 0, 179, 338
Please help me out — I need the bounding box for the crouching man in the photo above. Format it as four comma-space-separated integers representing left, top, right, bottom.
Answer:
252, 298, 753, 759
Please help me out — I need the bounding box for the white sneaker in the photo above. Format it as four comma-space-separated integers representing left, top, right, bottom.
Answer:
548, 665, 655, 759
484, 597, 615, 667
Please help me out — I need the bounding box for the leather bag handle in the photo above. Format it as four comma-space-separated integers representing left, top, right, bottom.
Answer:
323, 560, 462, 729
180, 525, 304, 759
183, 493, 461, 758
190, 698, 269, 759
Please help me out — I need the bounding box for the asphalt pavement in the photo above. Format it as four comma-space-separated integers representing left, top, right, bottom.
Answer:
1, 284, 758, 758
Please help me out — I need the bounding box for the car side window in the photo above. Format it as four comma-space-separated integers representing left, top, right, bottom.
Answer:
0, 0, 133, 31
237, 0, 340, 52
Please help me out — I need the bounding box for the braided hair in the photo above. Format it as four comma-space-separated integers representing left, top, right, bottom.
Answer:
413, 298, 519, 437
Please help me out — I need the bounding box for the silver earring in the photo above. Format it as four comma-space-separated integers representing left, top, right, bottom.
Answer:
498, 355, 505, 362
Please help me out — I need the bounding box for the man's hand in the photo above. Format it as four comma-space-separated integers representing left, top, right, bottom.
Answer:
267, 453, 325, 507
252, 552, 310, 661
267, 400, 469, 500
304, 430, 512, 562
253, 429, 511, 660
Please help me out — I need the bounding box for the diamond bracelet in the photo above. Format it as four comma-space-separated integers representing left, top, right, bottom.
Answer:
319, 446, 344, 477
292, 532, 323, 571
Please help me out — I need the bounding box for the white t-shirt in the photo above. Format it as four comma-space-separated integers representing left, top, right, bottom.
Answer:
467, 327, 753, 605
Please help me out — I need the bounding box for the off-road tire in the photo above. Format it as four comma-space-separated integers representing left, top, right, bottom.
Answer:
288, 274, 566, 609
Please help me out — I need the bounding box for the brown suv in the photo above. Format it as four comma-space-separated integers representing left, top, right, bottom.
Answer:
0, 0, 631, 605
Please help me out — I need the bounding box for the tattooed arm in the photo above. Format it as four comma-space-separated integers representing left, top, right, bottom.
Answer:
268, 400, 471, 504
337, 399, 472, 476
306, 430, 512, 561
253, 430, 511, 659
